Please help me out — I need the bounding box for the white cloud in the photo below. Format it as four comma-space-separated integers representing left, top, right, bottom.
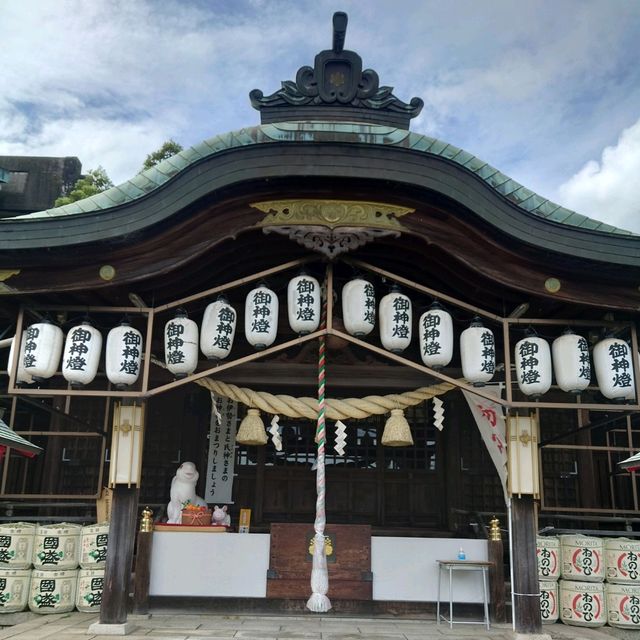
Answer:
557, 117, 640, 233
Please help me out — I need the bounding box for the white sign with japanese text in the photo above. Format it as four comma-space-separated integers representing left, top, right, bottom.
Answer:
205, 394, 237, 503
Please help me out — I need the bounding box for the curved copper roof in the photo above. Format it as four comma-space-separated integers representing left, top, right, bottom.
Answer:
12, 121, 634, 237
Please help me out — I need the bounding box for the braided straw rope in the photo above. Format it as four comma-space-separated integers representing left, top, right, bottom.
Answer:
151, 356, 455, 419
192, 376, 455, 420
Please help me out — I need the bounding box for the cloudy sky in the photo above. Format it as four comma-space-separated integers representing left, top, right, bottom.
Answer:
2, 0, 640, 231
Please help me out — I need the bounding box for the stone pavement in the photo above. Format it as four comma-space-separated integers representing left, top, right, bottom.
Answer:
0, 612, 636, 640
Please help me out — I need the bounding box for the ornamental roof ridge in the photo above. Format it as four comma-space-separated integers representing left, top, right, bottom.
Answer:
249, 12, 423, 130
8, 121, 636, 238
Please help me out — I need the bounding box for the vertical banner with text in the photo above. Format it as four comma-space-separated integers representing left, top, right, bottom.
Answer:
461, 386, 508, 503
205, 393, 237, 503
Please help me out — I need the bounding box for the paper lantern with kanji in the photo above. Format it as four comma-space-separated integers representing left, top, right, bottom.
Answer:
62, 321, 103, 387
8, 331, 34, 385
515, 335, 552, 397
419, 303, 453, 369
379, 286, 412, 354
200, 297, 236, 360
105, 321, 143, 388
552, 330, 591, 394
288, 274, 321, 335
460, 318, 496, 386
164, 309, 199, 378
22, 320, 64, 381
593, 337, 635, 401
245, 283, 278, 350
342, 278, 375, 337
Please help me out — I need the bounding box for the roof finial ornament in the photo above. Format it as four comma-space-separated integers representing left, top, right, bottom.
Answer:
332, 11, 347, 53
250, 11, 423, 129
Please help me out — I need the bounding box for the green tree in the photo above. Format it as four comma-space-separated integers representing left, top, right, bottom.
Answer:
54, 166, 113, 207
142, 139, 183, 171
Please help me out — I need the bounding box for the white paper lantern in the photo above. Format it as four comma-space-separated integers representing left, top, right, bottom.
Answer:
288, 274, 321, 335
105, 321, 143, 388
245, 283, 278, 350
22, 320, 63, 380
419, 303, 453, 369
552, 330, 591, 394
200, 297, 236, 360
379, 286, 412, 354
515, 334, 552, 397
593, 337, 635, 402
62, 321, 103, 388
164, 309, 198, 378
8, 331, 34, 385
460, 318, 496, 386
342, 278, 375, 337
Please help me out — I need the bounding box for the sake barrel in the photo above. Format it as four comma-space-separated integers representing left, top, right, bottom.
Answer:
75, 567, 104, 612
540, 580, 559, 624
537, 536, 560, 581
0, 522, 36, 569
0, 568, 31, 612
560, 534, 604, 582
559, 579, 606, 627
605, 537, 640, 584
29, 568, 77, 614
80, 523, 109, 569
33, 524, 81, 570
606, 582, 640, 629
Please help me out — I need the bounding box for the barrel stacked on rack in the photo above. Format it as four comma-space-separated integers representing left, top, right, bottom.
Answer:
538, 534, 640, 629
0, 522, 109, 614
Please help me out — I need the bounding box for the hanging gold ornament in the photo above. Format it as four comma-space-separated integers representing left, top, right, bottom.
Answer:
381, 408, 413, 447
236, 408, 268, 446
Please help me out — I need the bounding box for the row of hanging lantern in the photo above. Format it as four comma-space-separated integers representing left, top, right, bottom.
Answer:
8, 273, 637, 403
8, 318, 143, 389
343, 277, 636, 402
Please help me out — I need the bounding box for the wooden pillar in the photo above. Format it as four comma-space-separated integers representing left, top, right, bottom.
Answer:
100, 485, 139, 624
511, 495, 542, 634
133, 507, 154, 615
487, 517, 506, 623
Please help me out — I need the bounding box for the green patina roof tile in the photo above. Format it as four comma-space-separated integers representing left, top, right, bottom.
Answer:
463, 157, 487, 173
72, 198, 100, 213
579, 218, 602, 230
129, 174, 159, 193
519, 193, 546, 212
546, 207, 572, 223
507, 186, 533, 204
408, 135, 437, 152
84, 192, 117, 209
426, 139, 449, 156
153, 160, 181, 179
164, 154, 190, 171
559, 211, 588, 226
451, 149, 474, 166
440, 144, 462, 160
180, 147, 205, 162
536, 200, 560, 217
497, 179, 520, 197
476, 164, 499, 180
117, 182, 146, 199
486, 171, 510, 188
103, 188, 129, 205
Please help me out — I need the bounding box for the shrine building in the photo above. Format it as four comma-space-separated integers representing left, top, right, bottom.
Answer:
1, 11, 639, 635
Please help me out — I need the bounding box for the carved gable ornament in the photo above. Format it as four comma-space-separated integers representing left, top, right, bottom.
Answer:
252, 199, 414, 259
250, 12, 423, 129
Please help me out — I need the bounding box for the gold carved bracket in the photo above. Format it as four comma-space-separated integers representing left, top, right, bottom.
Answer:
252, 199, 414, 259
